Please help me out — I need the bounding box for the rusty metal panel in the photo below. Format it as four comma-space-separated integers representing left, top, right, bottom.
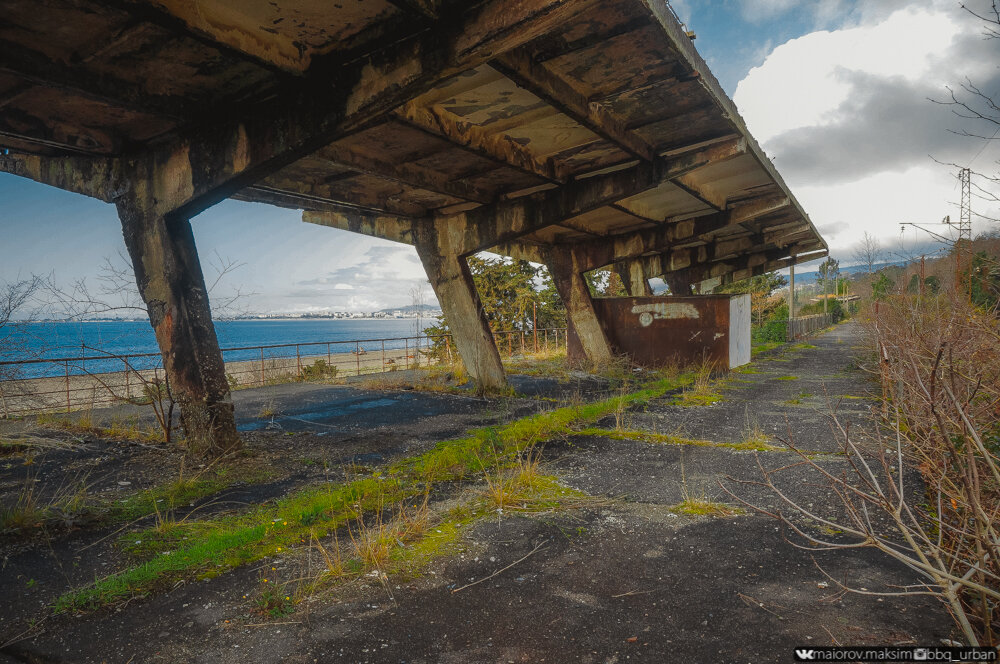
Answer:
568, 295, 750, 369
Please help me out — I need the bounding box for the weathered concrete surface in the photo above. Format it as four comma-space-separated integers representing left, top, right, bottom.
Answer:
414, 226, 507, 391
664, 270, 694, 295
547, 248, 613, 366
615, 258, 653, 297
117, 192, 240, 457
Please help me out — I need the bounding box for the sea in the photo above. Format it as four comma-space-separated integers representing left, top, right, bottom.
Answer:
0, 318, 435, 378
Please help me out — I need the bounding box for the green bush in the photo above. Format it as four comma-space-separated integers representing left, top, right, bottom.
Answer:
301, 359, 337, 381
752, 319, 787, 344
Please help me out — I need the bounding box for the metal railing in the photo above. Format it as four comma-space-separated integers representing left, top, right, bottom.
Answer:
0, 328, 566, 417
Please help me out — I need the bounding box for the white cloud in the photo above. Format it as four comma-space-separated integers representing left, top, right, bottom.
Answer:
732, 1, 1000, 258
735, 6, 963, 143
278, 243, 434, 313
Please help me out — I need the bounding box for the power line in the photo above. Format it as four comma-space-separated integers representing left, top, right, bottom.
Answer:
966, 125, 1000, 169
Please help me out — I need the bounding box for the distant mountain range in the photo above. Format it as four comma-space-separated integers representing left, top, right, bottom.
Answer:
791, 260, 905, 285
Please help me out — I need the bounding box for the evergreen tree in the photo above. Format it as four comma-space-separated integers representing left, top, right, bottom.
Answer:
714, 272, 787, 326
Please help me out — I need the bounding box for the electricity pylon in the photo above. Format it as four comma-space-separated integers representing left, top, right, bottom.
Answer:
899, 167, 973, 302
948, 167, 973, 300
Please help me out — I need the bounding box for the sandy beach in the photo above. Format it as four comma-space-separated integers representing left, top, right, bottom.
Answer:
0, 344, 446, 417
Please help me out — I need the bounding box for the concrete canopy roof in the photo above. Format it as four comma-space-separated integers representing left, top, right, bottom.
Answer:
0, 0, 826, 280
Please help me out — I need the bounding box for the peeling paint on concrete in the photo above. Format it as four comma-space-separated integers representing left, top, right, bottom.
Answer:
631, 302, 699, 326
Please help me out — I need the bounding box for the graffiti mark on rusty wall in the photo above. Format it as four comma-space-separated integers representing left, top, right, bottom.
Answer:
631, 302, 700, 327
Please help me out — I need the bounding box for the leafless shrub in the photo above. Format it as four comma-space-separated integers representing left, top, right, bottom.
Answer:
728, 296, 999, 645
0, 276, 45, 417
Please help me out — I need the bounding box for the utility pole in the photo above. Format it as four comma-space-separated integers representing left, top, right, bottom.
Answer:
920, 254, 926, 298
532, 300, 537, 353
821, 261, 828, 314
788, 261, 796, 319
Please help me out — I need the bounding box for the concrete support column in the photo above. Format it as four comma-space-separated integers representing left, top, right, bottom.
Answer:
664, 272, 693, 296
615, 259, 653, 297
116, 194, 240, 457
413, 226, 506, 392
546, 248, 613, 365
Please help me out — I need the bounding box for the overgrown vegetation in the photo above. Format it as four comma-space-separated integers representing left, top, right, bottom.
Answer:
423, 255, 566, 364
735, 292, 1000, 646
52, 369, 696, 612
300, 359, 338, 381
36, 410, 164, 443
573, 427, 780, 452
668, 497, 745, 517
669, 359, 722, 406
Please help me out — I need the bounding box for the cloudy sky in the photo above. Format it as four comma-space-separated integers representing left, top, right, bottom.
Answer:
1, 0, 998, 313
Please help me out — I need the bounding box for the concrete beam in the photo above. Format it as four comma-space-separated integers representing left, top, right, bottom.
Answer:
257, 170, 428, 218
640, 0, 828, 254
0, 39, 197, 120
412, 225, 507, 391
0, 152, 122, 201
317, 144, 495, 204
144, 0, 596, 222
615, 259, 653, 297
237, 186, 412, 221
639, 245, 827, 288
545, 247, 613, 365
493, 193, 787, 272
303, 137, 748, 255
671, 172, 727, 210
491, 48, 657, 162
116, 181, 240, 457
394, 102, 568, 183
4, 1, 587, 218
584, 195, 790, 270
714, 250, 828, 287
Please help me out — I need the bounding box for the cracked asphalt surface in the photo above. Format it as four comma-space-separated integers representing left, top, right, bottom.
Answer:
1, 322, 950, 663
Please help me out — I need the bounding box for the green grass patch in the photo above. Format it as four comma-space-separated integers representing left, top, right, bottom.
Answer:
388, 510, 467, 575
395, 373, 695, 483
775, 375, 799, 381
56, 474, 410, 612
669, 498, 745, 517
574, 428, 780, 452
56, 372, 695, 612
751, 341, 785, 357
107, 478, 230, 523
502, 350, 571, 379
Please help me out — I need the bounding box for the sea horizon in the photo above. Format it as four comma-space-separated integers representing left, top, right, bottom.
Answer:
0, 318, 436, 378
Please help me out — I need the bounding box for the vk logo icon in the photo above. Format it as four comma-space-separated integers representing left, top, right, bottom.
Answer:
795, 650, 816, 660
